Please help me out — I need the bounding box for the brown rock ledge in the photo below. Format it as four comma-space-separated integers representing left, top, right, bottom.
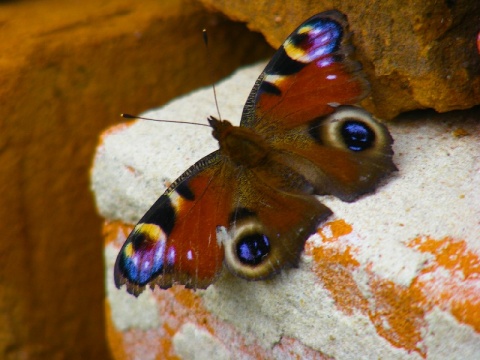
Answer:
0, 0, 271, 358
199, 0, 480, 119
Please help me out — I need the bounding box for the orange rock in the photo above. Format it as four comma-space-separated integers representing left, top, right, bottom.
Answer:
0, 0, 272, 358
199, 0, 480, 119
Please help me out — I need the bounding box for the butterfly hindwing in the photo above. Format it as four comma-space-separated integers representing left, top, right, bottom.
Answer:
268, 106, 397, 201
222, 166, 332, 280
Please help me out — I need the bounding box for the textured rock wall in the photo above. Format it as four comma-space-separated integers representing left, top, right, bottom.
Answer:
199, 0, 480, 119
0, 0, 272, 358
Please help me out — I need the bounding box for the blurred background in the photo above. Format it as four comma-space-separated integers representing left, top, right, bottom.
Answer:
0, 0, 272, 358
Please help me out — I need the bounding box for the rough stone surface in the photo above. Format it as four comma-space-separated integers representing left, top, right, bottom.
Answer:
200, 0, 480, 119
0, 0, 272, 358
93, 63, 480, 359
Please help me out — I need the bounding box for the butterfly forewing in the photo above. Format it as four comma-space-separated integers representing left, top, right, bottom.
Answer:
241, 10, 369, 130
114, 151, 232, 296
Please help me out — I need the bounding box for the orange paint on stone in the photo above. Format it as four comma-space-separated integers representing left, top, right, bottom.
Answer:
308, 246, 367, 316
106, 217, 479, 359
275, 336, 334, 360
106, 221, 323, 358
367, 278, 426, 355
310, 222, 426, 355
104, 221, 133, 247
324, 218, 353, 240
408, 237, 480, 332
307, 221, 366, 316
105, 302, 128, 360
153, 286, 272, 359
166, 287, 276, 358
408, 237, 480, 279
309, 221, 480, 357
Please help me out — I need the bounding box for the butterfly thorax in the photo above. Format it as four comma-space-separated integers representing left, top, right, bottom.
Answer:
208, 116, 270, 168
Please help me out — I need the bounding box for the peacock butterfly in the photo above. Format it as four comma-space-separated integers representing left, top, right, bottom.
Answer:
114, 10, 397, 296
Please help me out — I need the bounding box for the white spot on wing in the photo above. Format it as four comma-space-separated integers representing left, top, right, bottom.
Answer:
166, 246, 176, 265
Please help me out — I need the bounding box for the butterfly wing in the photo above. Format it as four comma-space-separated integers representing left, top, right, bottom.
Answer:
114, 151, 232, 296
115, 10, 397, 294
221, 169, 332, 280
241, 10, 369, 130
241, 10, 396, 202
115, 147, 332, 292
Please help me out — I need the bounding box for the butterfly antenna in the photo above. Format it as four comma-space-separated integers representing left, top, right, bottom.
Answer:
121, 114, 210, 127
203, 29, 222, 120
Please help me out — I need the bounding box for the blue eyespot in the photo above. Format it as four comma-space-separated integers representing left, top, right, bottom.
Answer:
120, 229, 166, 285
236, 233, 270, 266
341, 121, 375, 151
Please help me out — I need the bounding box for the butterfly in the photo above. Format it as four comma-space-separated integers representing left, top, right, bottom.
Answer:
114, 10, 397, 296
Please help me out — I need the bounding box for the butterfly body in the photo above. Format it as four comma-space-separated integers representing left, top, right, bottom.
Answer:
115, 10, 396, 296
210, 118, 270, 168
